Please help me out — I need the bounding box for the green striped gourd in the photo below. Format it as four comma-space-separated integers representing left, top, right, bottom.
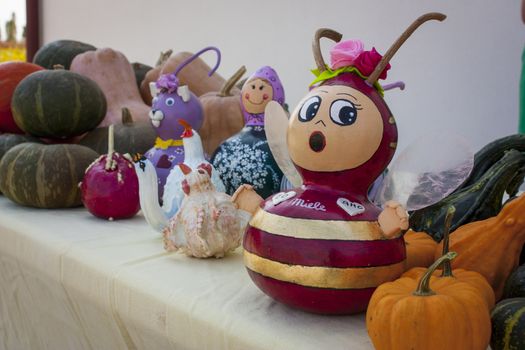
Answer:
490, 298, 525, 350
33, 40, 96, 70
11, 67, 106, 139
0, 143, 98, 208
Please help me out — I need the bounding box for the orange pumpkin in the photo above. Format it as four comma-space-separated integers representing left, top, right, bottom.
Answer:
367, 252, 492, 350
404, 206, 495, 309
137, 49, 171, 105
199, 66, 246, 156
140, 51, 232, 105
403, 229, 437, 270
435, 193, 525, 300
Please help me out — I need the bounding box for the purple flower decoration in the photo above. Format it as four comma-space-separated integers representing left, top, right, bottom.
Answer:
156, 73, 179, 93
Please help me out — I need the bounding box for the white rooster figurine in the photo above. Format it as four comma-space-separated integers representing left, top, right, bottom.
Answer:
162, 119, 225, 218
134, 120, 226, 232
162, 163, 251, 258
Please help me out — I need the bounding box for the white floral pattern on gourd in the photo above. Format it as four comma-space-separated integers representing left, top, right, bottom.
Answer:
213, 137, 281, 194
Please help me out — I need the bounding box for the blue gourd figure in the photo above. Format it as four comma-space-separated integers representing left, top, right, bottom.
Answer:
211, 66, 285, 199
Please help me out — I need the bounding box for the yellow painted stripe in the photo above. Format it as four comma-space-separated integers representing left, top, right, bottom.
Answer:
154, 137, 183, 149
244, 251, 405, 289
249, 209, 385, 241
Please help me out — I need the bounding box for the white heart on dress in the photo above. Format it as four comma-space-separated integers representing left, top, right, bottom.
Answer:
272, 191, 297, 205
337, 198, 365, 216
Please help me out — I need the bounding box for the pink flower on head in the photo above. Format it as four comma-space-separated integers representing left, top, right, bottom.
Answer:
330, 39, 365, 70
354, 47, 390, 80
156, 73, 179, 93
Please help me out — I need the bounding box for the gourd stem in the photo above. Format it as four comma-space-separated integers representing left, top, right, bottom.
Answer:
312, 28, 343, 73
441, 206, 456, 277
219, 66, 246, 97
173, 47, 221, 78
365, 12, 446, 86
53, 64, 65, 70
413, 251, 457, 296
105, 125, 114, 171
155, 49, 173, 67
121, 107, 133, 125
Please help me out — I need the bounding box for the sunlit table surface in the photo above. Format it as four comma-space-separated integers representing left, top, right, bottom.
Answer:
0, 196, 372, 350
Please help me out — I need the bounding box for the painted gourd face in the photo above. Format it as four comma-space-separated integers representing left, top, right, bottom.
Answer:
287, 71, 397, 192
241, 78, 274, 114
288, 84, 384, 172
150, 89, 203, 141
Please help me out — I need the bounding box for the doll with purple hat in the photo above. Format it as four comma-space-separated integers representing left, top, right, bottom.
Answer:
211, 66, 285, 198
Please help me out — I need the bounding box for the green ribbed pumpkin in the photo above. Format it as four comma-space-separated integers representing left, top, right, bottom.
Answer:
33, 40, 96, 70
504, 264, 525, 299
0, 133, 41, 161
11, 68, 106, 139
0, 143, 98, 208
491, 298, 525, 350
78, 107, 156, 155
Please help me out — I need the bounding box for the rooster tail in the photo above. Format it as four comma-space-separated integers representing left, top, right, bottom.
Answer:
133, 157, 169, 232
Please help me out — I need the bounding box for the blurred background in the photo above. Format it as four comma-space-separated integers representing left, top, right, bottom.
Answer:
26, 0, 525, 154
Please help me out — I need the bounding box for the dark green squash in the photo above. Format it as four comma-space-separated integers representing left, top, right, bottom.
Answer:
79, 107, 156, 155
131, 62, 153, 89
410, 150, 525, 241
455, 134, 525, 192
0, 134, 42, 194
491, 298, 525, 350
11, 68, 107, 139
0, 143, 98, 208
504, 264, 525, 299
33, 40, 96, 70
0, 133, 41, 160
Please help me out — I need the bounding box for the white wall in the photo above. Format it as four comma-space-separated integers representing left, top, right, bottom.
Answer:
42, 0, 523, 153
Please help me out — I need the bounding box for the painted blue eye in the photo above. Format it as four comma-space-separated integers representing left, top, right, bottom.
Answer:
166, 98, 175, 106
330, 99, 357, 126
298, 96, 321, 122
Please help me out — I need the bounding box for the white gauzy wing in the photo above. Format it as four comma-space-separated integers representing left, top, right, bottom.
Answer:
265, 101, 302, 187
374, 131, 474, 211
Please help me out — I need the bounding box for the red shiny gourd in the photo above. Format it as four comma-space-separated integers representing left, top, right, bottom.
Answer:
81, 126, 140, 220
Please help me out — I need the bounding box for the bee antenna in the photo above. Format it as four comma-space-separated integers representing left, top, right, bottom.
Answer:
366, 12, 446, 86
312, 28, 343, 73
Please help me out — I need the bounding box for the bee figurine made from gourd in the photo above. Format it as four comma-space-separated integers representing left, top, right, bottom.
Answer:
211, 66, 285, 199
234, 13, 446, 314
145, 47, 222, 200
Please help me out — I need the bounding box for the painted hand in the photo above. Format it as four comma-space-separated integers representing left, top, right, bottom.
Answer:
378, 200, 409, 239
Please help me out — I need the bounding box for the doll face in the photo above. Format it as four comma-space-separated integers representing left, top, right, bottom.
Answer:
287, 85, 383, 172
242, 78, 274, 114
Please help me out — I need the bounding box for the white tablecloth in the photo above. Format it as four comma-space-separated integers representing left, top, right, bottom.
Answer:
0, 196, 373, 350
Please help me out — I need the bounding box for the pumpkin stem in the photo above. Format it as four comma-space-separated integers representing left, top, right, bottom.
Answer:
155, 49, 173, 67
219, 66, 246, 97
121, 107, 133, 126
365, 12, 446, 86
53, 64, 65, 70
441, 205, 456, 277
105, 125, 115, 171
413, 251, 457, 296
312, 28, 343, 73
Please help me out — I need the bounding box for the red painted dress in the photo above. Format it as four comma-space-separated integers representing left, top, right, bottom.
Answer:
243, 73, 406, 314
